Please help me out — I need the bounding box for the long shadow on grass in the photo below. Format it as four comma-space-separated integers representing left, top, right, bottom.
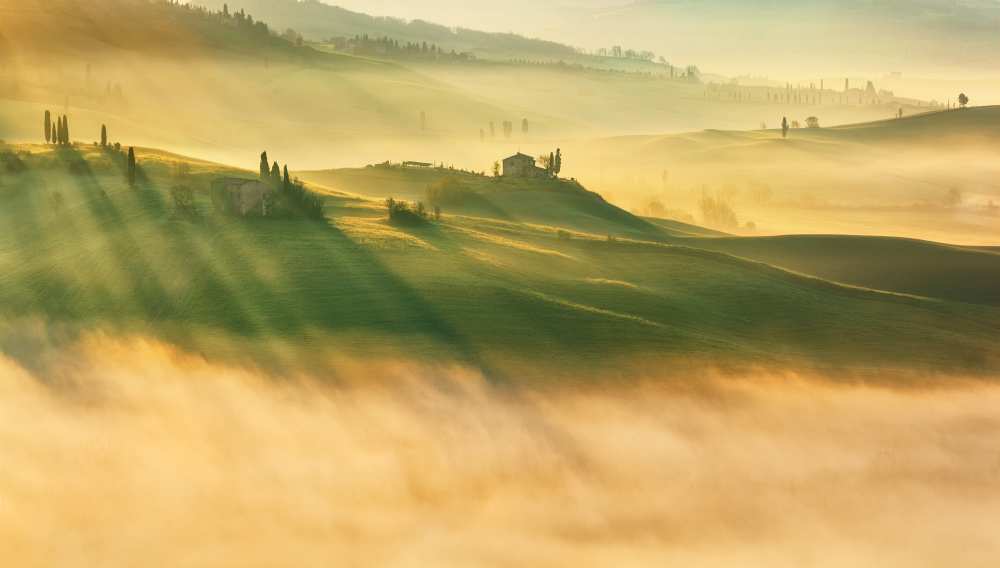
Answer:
226, 208, 507, 379
132, 165, 497, 377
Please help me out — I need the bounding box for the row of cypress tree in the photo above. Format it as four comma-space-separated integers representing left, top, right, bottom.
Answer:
43, 111, 72, 145
258, 151, 323, 219
44, 110, 137, 186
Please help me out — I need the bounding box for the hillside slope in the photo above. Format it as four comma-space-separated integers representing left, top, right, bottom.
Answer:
2, 142, 999, 380
194, 0, 583, 63
683, 235, 1000, 307
575, 108, 1000, 244
0, 0, 315, 59
297, 165, 668, 239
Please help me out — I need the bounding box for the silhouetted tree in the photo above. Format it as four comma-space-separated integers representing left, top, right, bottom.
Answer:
958, 93, 969, 108
781, 117, 789, 139
270, 161, 281, 186
548, 151, 555, 175
259, 151, 269, 179
100, 124, 107, 147
127, 147, 137, 186
492, 161, 500, 177
44, 111, 51, 144
554, 148, 562, 175
283, 165, 290, 188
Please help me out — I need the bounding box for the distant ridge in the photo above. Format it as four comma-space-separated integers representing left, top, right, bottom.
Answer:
193, 0, 581, 61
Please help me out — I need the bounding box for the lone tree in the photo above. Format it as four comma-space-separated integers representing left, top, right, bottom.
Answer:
554, 148, 562, 175
958, 93, 969, 108
270, 161, 281, 186
127, 147, 137, 186
781, 117, 789, 138
259, 151, 270, 179
44, 111, 51, 144
100, 124, 108, 147
283, 165, 290, 189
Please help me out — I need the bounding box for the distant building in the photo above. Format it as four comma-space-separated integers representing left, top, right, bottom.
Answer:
502, 153, 546, 178
210, 177, 276, 217
402, 161, 432, 168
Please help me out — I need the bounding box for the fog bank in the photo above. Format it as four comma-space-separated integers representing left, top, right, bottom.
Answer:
2, 335, 999, 567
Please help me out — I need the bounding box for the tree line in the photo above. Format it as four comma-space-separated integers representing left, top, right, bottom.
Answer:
330, 35, 474, 62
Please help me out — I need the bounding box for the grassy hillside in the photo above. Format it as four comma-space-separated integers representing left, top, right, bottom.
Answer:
683, 235, 1000, 307
300, 163, 1000, 305
0, 0, 315, 59
2, 142, 999, 380
297, 165, 670, 239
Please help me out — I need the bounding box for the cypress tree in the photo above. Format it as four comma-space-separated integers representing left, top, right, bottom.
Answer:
259, 151, 269, 179
270, 161, 281, 186
283, 165, 290, 189
63, 116, 70, 145
554, 148, 562, 175
101, 124, 107, 147
548, 152, 555, 175
127, 147, 136, 186
44, 111, 51, 144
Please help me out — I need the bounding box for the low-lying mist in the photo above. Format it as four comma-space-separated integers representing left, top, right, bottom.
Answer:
2, 334, 999, 567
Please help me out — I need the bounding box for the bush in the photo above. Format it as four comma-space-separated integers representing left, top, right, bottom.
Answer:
170, 185, 197, 216
386, 198, 430, 225
275, 179, 325, 220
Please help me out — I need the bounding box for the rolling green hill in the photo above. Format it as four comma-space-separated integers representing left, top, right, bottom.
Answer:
2, 142, 999, 380
682, 235, 1000, 307
297, 165, 670, 239
300, 162, 1000, 306
0, 0, 316, 59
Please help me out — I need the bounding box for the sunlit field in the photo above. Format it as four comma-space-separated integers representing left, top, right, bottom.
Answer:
1, 0, 998, 566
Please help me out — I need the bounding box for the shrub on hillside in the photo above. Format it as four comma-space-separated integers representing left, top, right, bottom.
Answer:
276, 179, 325, 220
386, 198, 430, 225
171, 185, 197, 217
